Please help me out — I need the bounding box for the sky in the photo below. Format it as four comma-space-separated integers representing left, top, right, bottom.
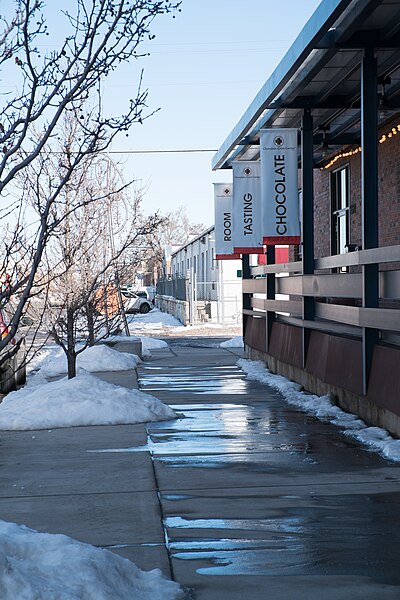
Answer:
101, 0, 323, 226
0, 0, 322, 228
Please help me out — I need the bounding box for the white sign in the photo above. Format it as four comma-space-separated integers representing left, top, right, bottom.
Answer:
232, 161, 264, 254
214, 183, 240, 260
260, 128, 301, 245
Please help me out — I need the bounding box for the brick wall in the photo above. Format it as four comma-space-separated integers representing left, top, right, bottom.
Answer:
289, 119, 400, 263
302, 117, 400, 263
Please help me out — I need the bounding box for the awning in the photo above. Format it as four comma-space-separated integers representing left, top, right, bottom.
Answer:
212, 0, 400, 170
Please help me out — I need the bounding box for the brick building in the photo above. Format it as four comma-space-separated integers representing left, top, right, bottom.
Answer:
313, 120, 400, 262
213, 0, 400, 435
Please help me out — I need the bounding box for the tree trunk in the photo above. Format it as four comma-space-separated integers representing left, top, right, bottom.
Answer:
66, 307, 76, 379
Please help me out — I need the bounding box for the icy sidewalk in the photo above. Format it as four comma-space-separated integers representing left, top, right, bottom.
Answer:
137, 342, 400, 600
0, 357, 181, 598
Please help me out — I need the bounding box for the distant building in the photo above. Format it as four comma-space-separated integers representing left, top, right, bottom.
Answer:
156, 226, 242, 325
162, 243, 184, 278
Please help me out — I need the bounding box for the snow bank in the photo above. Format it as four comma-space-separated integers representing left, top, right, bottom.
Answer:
0, 372, 176, 430
138, 336, 168, 358
238, 358, 400, 462
220, 336, 244, 348
128, 308, 182, 332
40, 344, 141, 378
0, 520, 182, 600
140, 337, 168, 351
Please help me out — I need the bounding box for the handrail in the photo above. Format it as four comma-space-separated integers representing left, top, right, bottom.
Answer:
242, 244, 400, 335
315, 244, 400, 270
251, 261, 302, 276
248, 244, 400, 276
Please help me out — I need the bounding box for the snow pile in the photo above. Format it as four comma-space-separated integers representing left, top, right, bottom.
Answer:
106, 334, 168, 358
220, 336, 244, 348
0, 372, 176, 430
0, 520, 182, 600
26, 345, 57, 376
238, 358, 400, 462
140, 336, 168, 351
139, 336, 168, 358
40, 344, 141, 378
129, 308, 182, 333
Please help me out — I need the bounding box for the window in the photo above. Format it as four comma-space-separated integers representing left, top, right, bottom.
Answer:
331, 166, 350, 264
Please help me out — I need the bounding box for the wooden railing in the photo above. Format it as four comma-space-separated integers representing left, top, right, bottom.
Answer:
242, 244, 400, 394
243, 244, 400, 335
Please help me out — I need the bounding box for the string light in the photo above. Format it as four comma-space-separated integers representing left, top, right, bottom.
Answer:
322, 146, 361, 170
321, 122, 400, 170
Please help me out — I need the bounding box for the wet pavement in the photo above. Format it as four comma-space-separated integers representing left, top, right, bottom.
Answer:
137, 340, 400, 599
1, 336, 400, 598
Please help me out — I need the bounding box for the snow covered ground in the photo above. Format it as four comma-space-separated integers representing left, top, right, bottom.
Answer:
139, 336, 168, 357
127, 307, 241, 337
0, 520, 182, 600
38, 344, 142, 378
128, 308, 182, 333
0, 319, 185, 597
3, 337, 177, 432
107, 334, 169, 357
0, 372, 176, 430
238, 358, 400, 463
220, 336, 244, 348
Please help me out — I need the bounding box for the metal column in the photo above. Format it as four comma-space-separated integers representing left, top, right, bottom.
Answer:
361, 47, 379, 395
242, 254, 251, 342
266, 245, 275, 352
301, 108, 315, 368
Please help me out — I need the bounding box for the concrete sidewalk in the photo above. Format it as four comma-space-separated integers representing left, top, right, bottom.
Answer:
0, 367, 171, 577
140, 341, 400, 599
0, 339, 400, 599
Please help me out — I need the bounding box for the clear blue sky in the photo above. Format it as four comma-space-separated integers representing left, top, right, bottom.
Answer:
4, 0, 322, 227
103, 0, 322, 226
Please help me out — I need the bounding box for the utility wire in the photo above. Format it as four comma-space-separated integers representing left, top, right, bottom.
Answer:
106, 149, 218, 154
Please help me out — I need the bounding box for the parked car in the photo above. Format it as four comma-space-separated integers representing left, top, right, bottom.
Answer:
121, 285, 156, 304
124, 293, 153, 314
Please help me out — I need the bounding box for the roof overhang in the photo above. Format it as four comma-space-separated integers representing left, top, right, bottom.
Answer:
212, 0, 400, 170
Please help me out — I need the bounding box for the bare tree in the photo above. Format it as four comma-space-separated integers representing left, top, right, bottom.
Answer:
148, 205, 205, 275
0, 0, 180, 362
47, 198, 161, 379
20, 121, 164, 378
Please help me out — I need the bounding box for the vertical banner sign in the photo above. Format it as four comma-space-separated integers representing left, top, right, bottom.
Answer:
214, 183, 241, 260
232, 161, 264, 254
260, 128, 301, 245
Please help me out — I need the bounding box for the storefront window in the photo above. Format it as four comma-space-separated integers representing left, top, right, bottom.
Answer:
331, 166, 350, 269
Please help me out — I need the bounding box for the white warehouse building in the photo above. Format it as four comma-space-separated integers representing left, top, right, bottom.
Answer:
156, 226, 242, 325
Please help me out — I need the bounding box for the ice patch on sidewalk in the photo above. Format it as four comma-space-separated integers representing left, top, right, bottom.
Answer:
238, 358, 400, 462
